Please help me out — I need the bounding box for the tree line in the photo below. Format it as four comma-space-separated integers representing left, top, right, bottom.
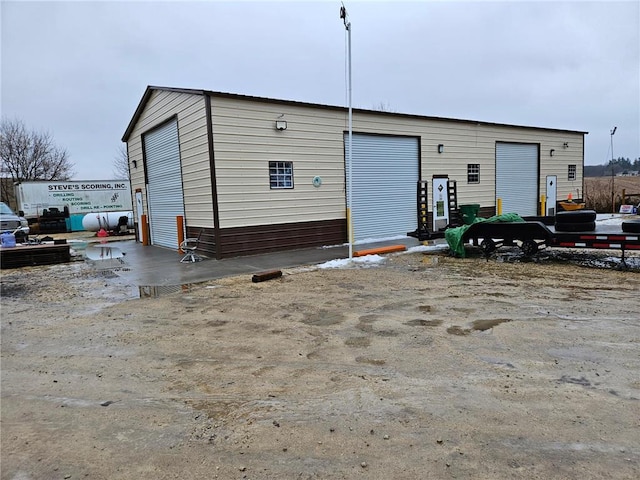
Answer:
584, 157, 640, 177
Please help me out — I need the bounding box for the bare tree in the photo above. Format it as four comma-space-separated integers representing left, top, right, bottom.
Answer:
113, 144, 130, 180
0, 118, 74, 203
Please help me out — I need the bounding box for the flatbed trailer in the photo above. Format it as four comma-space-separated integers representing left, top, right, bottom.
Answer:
462, 219, 640, 266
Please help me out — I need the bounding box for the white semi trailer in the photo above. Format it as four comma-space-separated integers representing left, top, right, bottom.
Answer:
14, 180, 132, 232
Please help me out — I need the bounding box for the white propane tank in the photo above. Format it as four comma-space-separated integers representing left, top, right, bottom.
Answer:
82, 211, 134, 232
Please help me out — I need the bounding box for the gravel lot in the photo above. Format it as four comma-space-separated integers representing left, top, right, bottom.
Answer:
1, 246, 639, 479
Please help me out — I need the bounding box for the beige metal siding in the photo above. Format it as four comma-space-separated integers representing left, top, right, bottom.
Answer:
354, 115, 584, 212
210, 96, 585, 228
353, 114, 498, 208
126, 88, 585, 239
482, 124, 584, 206
126, 90, 212, 230
211, 97, 347, 229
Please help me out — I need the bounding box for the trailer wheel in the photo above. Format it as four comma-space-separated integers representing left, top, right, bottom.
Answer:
555, 210, 597, 223
622, 220, 640, 233
554, 221, 596, 232
480, 238, 496, 255
520, 239, 538, 256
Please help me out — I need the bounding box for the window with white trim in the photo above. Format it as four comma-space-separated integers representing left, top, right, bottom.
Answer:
467, 164, 480, 183
568, 164, 576, 181
269, 161, 294, 189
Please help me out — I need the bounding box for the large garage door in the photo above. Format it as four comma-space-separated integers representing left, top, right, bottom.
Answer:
496, 142, 539, 217
144, 120, 185, 249
344, 134, 419, 241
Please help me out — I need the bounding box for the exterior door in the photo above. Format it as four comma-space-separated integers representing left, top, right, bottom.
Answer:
135, 190, 143, 242
546, 175, 557, 216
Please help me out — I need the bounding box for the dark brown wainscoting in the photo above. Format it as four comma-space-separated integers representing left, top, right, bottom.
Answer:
479, 206, 497, 218
216, 219, 346, 259
185, 226, 216, 258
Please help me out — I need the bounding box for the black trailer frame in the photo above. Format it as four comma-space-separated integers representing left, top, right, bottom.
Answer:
462, 220, 640, 266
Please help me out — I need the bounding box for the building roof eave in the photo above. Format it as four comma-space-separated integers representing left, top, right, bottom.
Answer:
121, 86, 207, 142
121, 86, 589, 142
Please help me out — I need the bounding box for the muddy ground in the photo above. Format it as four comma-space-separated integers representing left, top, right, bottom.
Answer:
1, 248, 639, 479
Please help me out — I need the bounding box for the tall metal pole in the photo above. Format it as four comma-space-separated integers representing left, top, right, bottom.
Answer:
341, 5, 353, 259
611, 126, 617, 213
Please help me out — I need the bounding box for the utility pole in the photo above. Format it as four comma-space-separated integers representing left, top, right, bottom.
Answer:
611, 126, 617, 213
340, 4, 353, 259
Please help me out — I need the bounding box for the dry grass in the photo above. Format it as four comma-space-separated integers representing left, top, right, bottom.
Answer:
584, 176, 640, 212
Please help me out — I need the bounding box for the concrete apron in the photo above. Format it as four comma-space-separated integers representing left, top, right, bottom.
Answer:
88, 237, 423, 288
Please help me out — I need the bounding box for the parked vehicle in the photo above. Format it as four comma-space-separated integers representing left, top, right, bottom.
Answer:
406, 181, 640, 268
457, 211, 640, 267
0, 202, 29, 242
14, 180, 132, 232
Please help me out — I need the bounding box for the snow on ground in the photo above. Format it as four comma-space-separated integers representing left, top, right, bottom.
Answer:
595, 213, 636, 225
317, 243, 448, 269
317, 254, 386, 269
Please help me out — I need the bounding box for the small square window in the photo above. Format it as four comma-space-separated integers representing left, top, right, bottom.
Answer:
467, 164, 480, 184
269, 161, 294, 189
568, 164, 576, 181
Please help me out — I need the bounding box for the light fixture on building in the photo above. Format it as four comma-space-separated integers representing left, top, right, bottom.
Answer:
550, 149, 555, 157
437, 144, 444, 154
132, 160, 138, 168
275, 120, 287, 131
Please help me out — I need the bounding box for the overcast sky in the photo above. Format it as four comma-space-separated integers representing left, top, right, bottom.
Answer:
2, 0, 639, 180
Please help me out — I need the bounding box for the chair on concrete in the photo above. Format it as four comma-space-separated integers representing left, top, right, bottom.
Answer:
180, 229, 204, 263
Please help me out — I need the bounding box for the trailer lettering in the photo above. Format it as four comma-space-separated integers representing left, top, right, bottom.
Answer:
48, 184, 80, 191
17, 180, 133, 218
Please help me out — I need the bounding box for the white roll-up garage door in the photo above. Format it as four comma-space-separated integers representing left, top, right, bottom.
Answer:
144, 120, 185, 249
496, 142, 539, 217
344, 134, 419, 241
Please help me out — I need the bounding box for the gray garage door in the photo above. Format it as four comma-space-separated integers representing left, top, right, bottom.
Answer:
344, 133, 419, 241
496, 142, 539, 217
144, 120, 185, 249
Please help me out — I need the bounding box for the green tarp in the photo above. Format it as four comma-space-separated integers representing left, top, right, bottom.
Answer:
445, 213, 526, 258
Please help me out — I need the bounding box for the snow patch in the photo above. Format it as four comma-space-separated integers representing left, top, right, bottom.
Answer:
595, 214, 634, 225
317, 243, 449, 269
406, 243, 449, 254
318, 254, 386, 269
